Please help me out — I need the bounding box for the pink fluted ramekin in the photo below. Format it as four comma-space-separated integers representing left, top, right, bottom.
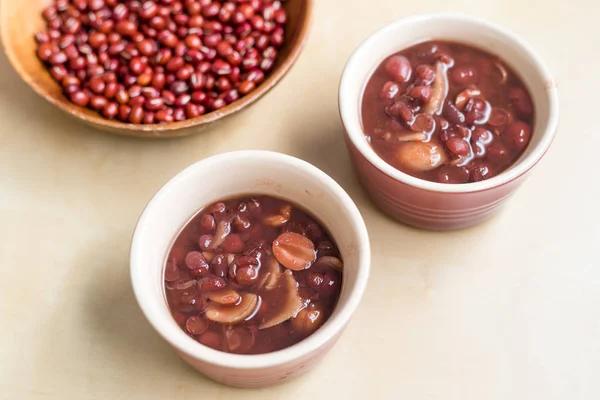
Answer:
339, 14, 559, 230
130, 151, 370, 388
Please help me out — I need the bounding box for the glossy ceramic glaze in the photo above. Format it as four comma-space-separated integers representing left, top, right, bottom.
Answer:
339, 14, 559, 230
0, 0, 313, 138
130, 151, 370, 387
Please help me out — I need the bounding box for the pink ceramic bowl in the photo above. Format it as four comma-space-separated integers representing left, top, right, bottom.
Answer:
130, 151, 370, 388
339, 13, 559, 230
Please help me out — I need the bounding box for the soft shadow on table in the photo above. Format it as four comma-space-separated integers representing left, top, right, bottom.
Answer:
78, 240, 317, 395
77, 242, 221, 388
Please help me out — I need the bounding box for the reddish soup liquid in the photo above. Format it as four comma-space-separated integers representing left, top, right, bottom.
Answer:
361, 41, 535, 183
164, 195, 342, 354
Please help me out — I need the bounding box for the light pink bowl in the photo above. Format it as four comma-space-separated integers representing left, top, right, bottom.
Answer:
130, 151, 370, 388
339, 14, 559, 230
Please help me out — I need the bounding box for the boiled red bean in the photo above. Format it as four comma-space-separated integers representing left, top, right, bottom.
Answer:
506, 121, 532, 151
386, 101, 414, 123
445, 137, 470, 157
380, 81, 399, 101
384, 55, 412, 83
451, 66, 478, 85
409, 85, 433, 104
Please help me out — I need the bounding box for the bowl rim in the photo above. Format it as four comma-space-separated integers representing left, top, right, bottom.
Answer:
130, 150, 371, 369
338, 13, 559, 193
0, 0, 313, 136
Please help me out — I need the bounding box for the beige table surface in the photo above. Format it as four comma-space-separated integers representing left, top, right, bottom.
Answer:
1, 1, 599, 399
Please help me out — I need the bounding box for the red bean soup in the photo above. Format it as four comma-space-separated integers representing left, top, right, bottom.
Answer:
361, 41, 535, 183
35, 0, 288, 123
164, 195, 343, 354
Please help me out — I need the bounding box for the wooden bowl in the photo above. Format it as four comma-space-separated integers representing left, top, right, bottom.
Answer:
0, 0, 313, 138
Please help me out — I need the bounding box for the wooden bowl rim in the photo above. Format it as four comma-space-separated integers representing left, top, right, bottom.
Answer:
0, 0, 313, 137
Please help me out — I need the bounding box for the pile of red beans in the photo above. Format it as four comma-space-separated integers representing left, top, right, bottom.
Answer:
35, 0, 287, 124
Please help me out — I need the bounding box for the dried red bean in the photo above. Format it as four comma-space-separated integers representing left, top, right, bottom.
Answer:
215, 76, 231, 92
223, 89, 239, 103
197, 61, 211, 74
50, 51, 68, 65
145, 97, 164, 111
88, 76, 105, 94
183, 103, 200, 118
102, 102, 118, 119
154, 48, 172, 65
228, 66, 240, 83
61, 75, 80, 88
143, 87, 160, 99
129, 105, 144, 123
237, 80, 255, 95
165, 56, 184, 72
216, 40, 233, 57
118, 104, 131, 121
208, 97, 226, 110
226, 51, 242, 66
191, 90, 207, 104
245, 69, 264, 84
199, 46, 217, 60
37, 43, 54, 61
70, 90, 89, 106
89, 95, 108, 110
153, 108, 172, 122
189, 72, 205, 90
185, 49, 204, 64
204, 75, 215, 90
143, 111, 156, 124
162, 90, 176, 105
170, 80, 189, 94
42, 6, 58, 21
175, 65, 193, 81
113, 89, 128, 104
129, 95, 146, 108
174, 94, 191, 107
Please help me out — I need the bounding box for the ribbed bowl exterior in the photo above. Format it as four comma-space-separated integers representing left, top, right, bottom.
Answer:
345, 136, 529, 230
176, 330, 342, 388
